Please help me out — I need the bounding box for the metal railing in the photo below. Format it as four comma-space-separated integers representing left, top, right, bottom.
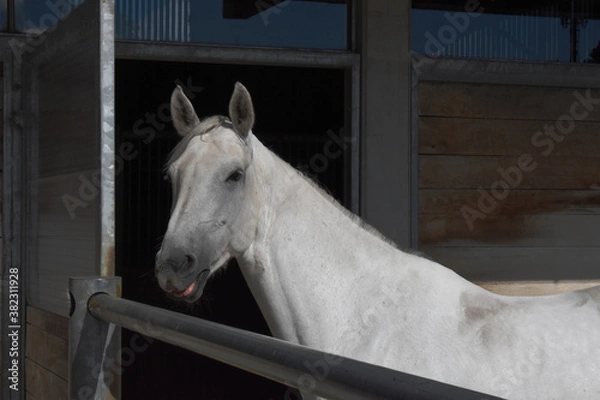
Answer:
69, 277, 504, 400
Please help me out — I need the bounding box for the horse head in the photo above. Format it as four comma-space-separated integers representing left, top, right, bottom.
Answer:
155, 82, 258, 302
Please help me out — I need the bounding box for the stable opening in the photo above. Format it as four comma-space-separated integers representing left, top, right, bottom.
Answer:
115, 59, 347, 398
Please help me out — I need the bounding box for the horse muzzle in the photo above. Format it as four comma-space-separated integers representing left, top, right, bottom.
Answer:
155, 248, 210, 302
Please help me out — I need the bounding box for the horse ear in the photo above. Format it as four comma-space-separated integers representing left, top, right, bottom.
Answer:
228, 82, 255, 140
170, 85, 200, 137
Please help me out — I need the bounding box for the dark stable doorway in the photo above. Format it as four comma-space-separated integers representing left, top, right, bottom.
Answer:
115, 59, 346, 399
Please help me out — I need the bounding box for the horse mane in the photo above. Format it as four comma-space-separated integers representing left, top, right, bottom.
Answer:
165, 115, 232, 170
271, 151, 430, 260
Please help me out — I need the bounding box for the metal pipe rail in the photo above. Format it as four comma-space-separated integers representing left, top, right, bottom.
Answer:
69, 277, 504, 400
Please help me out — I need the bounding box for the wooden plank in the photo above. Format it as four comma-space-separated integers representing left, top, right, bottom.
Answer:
25, 359, 68, 400
419, 155, 600, 189
420, 246, 600, 281
419, 117, 600, 156
419, 214, 600, 246
26, 324, 68, 380
27, 392, 41, 400
419, 82, 600, 121
419, 189, 600, 216
475, 280, 600, 296
27, 306, 68, 341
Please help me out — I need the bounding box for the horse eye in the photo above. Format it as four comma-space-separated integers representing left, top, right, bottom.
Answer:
226, 170, 243, 183
163, 174, 170, 182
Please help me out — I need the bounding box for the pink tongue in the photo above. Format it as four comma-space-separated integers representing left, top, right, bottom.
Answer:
173, 282, 195, 298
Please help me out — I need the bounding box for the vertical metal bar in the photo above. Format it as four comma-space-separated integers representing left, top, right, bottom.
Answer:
348, 0, 356, 51
524, 11, 528, 60
515, 13, 519, 58
143, 0, 148, 41
514, 14, 517, 59
162, 0, 166, 41
127, 140, 133, 271
504, 20, 508, 58
131, 0, 136, 38
136, 132, 142, 265
100, 0, 116, 278
146, 118, 151, 255
174, 0, 179, 41
544, 6, 548, 60
410, 56, 420, 249
570, 0, 577, 62
69, 277, 122, 400
468, 31, 471, 58
7, 0, 15, 32
582, 0, 587, 59
181, 0, 185, 42
349, 61, 360, 214
150, 0, 155, 41
484, 26, 488, 58
180, 0, 184, 41
553, 3, 557, 60
170, 0, 173, 41
167, 0, 170, 41
186, 0, 191, 42
156, 137, 162, 246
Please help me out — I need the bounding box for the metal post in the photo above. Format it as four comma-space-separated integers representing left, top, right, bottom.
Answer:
88, 293, 504, 400
69, 277, 122, 400
7, 0, 15, 33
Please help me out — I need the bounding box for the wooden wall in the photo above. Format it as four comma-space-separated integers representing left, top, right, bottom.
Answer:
0, 64, 3, 394
418, 81, 600, 285
25, 307, 68, 399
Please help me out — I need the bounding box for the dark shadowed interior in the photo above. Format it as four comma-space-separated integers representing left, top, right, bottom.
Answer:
115, 59, 346, 399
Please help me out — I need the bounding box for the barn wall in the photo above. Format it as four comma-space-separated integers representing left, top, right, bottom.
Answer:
0, 63, 3, 393
418, 80, 600, 286
25, 306, 68, 400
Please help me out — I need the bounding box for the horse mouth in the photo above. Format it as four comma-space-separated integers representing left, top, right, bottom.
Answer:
170, 269, 210, 302
166, 253, 231, 302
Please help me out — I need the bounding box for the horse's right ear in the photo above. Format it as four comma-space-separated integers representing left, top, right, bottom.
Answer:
170, 85, 200, 137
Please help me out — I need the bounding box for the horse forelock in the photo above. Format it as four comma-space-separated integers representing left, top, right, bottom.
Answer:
165, 115, 233, 170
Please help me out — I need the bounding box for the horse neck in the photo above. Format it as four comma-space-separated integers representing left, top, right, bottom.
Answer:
237, 136, 403, 348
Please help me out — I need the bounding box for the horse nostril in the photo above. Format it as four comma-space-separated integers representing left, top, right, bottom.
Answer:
185, 255, 194, 267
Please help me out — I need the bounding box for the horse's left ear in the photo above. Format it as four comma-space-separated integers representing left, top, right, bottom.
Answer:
229, 82, 255, 140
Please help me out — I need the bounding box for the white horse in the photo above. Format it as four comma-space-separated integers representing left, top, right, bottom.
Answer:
155, 82, 600, 400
